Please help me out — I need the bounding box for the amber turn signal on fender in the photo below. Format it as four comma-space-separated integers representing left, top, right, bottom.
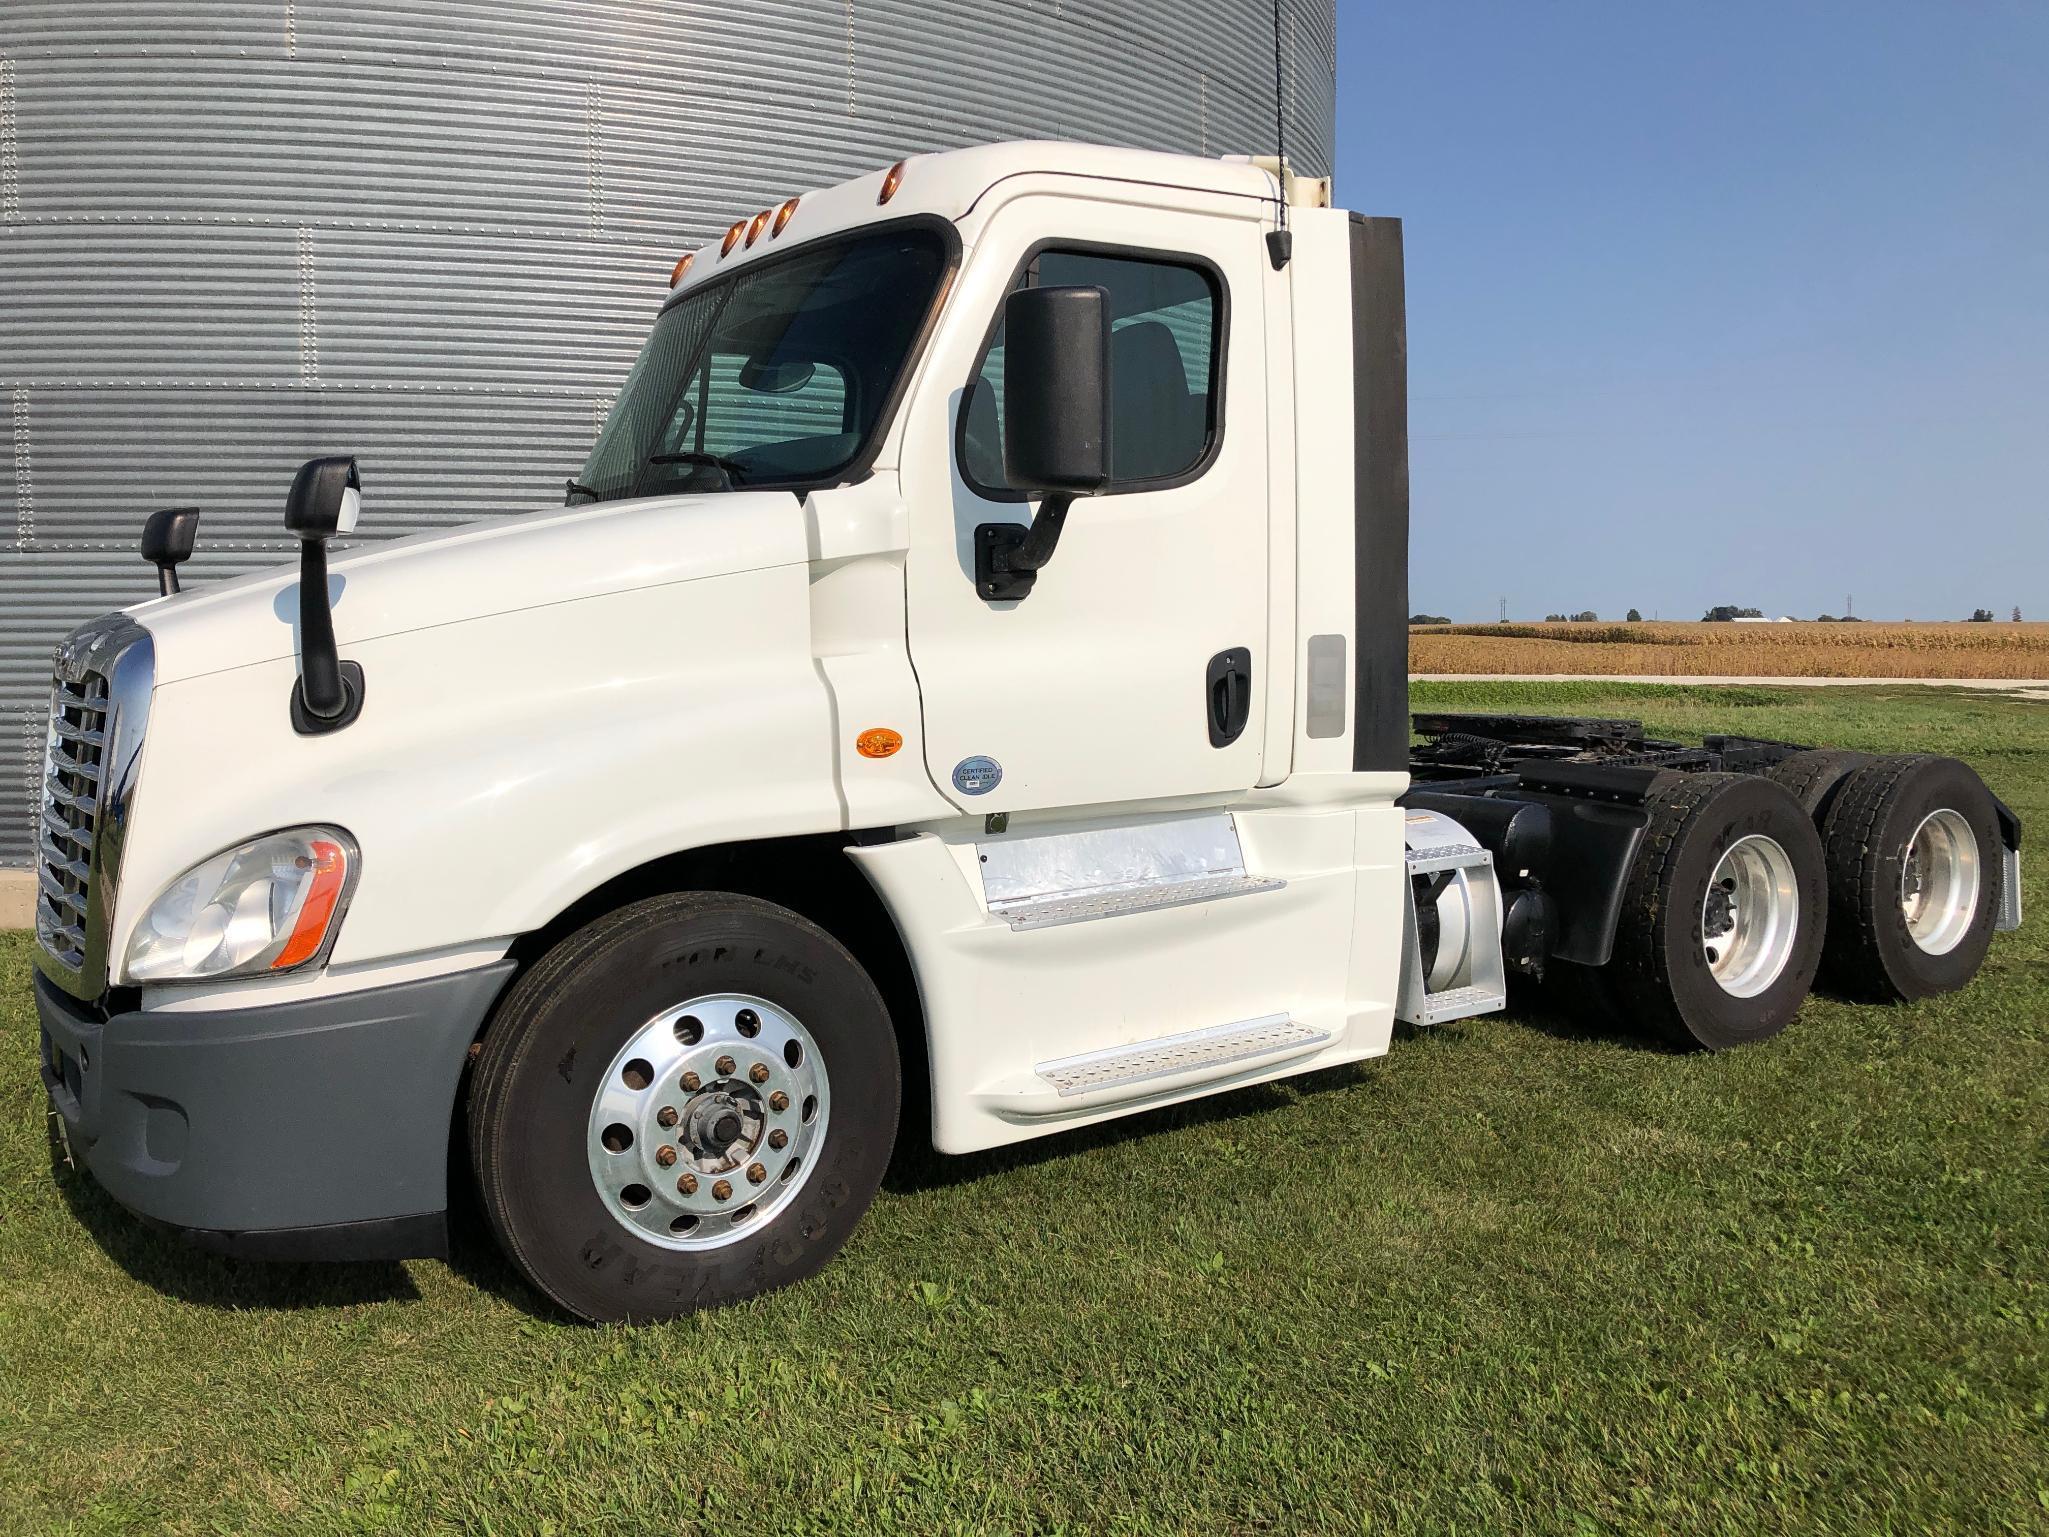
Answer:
856, 728, 904, 759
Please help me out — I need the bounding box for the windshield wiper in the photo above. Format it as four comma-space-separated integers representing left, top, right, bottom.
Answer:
565, 478, 606, 503
649, 450, 749, 484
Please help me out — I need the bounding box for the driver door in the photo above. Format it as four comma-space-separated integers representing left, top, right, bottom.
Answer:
901, 191, 1271, 814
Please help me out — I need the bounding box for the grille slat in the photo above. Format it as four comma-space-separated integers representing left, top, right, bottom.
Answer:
37, 840, 91, 885
37, 668, 111, 974
36, 870, 89, 917
41, 807, 91, 849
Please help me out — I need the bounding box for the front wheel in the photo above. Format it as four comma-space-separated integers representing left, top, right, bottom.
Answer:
1606, 773, 1828, 1050
468, 892, 900, 1323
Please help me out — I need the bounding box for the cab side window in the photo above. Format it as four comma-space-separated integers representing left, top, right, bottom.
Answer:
960, 250, 1222, 496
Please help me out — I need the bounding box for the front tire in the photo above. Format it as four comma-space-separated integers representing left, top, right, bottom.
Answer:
468, 892, 900, 1323
1607, 773, 1827, 1050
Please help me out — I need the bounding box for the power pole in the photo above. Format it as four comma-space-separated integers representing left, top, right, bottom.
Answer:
1847, 593, 1854, 619
1498, 596, 1507, 624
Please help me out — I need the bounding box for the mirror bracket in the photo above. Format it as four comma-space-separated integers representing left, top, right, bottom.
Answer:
291, 660, 366, 735
974, 493, 1073, 602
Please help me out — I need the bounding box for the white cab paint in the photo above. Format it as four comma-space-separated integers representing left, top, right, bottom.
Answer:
105, 142, 1416, 1163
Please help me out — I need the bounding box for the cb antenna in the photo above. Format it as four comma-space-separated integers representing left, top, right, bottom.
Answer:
1266, 0, 1293, 269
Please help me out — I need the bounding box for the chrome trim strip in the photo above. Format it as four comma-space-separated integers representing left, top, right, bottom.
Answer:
33, 614, 154, 1002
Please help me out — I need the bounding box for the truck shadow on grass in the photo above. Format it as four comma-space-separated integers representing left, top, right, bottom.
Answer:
880, 990, 1687, 1198
47, 1148, 425, 1311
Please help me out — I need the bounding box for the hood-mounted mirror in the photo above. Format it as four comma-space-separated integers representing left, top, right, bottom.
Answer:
140, 507, 200, 596
284, 456, 366, 735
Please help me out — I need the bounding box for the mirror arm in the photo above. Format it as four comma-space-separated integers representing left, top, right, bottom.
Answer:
1000, 493, 1073, 573
974, 493, 1075, 602
296, 539, 347, 720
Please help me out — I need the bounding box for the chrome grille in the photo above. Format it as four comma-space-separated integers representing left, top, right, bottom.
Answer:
37, 670, 109, 970
32, 614, 153, 1001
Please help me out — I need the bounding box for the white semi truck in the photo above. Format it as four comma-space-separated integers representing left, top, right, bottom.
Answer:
34, 144, 2022, 1322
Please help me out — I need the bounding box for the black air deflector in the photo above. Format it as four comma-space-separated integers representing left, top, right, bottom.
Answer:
1349, 215, 1409, 773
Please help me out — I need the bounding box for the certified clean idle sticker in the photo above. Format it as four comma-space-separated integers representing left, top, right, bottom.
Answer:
952, 755, 1003, 796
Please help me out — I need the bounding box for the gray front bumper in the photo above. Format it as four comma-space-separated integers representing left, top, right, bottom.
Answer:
37, 961, 514, 1260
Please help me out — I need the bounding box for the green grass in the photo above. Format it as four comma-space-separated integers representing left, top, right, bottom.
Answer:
3, 684, 2045, 1535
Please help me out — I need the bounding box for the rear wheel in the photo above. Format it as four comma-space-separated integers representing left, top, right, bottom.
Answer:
1819, 755, 2002, 1001
469, 892, 900, 1323
1765, 748, 1872, 819
1606, 773, 1827, 1049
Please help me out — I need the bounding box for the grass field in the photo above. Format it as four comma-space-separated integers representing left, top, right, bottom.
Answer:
3, 683, 2044, 1534
1411, 621, 2049, 678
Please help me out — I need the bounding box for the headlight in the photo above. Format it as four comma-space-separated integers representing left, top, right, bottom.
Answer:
125, 827, 358, 983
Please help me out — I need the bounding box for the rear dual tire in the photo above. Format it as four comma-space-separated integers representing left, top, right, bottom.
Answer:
1606, 773, 1828, 1050
1817, 755, 2002, 1002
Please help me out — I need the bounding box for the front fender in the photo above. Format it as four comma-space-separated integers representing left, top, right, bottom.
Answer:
114, 566, 871, 972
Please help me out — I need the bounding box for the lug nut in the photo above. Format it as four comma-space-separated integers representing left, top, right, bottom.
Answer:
656, 1105, 679, 1128
768, 1128, 788, 1150
768, 1091, 790, 1113
677, 1172, 699, 1196
746, 1162, 768, 1185
749, 1062, 770, 1084
715, 1054, 737, 1076
711, 1179, 733, 1202
655, 1145, 678, 1168
680, 1071, 701, 1092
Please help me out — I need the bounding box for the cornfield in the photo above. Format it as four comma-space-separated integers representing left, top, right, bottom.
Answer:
1410, 621, 2049, 679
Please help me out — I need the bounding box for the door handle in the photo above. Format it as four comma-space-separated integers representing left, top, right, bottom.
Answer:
1206, 648, 1252, 747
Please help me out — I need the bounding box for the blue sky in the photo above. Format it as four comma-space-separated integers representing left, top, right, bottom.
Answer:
1333, 1, 2048, 622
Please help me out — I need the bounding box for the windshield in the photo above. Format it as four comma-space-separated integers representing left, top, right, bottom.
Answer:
571, 225, 951, 503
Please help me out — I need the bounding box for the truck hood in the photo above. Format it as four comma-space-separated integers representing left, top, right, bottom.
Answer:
133, 490, 812, 685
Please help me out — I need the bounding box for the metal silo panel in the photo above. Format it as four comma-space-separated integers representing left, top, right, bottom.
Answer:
0, 0, 1337, 868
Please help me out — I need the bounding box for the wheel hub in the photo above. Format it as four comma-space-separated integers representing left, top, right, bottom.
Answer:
680, 1084, 762, 1170
1900, 807, 1979, 956
587, 994, 829, 1251
1700, 834, 1799, 999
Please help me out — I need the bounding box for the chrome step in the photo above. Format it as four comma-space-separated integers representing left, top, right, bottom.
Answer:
1036, 1014, 1328, 1098
993, 872, 1285, 932
1403, 983, 1506, 1027
1397, 809, 1509, 1026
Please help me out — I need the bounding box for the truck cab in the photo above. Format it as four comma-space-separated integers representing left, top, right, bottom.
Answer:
32, 144, 2019, 1322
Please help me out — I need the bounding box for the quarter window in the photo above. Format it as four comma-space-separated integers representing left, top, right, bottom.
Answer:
960, 250, 1222, 495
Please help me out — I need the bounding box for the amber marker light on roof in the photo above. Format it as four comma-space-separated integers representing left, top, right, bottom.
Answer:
720, 219, 748, 257
668, 252, 694, 286
878, 159, 907, 205
772, 197, 800, 237
745, 208, 772, 248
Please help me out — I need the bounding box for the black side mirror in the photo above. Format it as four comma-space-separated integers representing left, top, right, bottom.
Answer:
139, 507, 200, 596
975, 284, 1111, 601
284, 456, 365, 734
1002, 284, 1110, 496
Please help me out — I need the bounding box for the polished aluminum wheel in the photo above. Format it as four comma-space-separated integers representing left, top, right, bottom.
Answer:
587, 994, 830, 1251
1900, 808, 1980, 956
1700, 834, 1800, 998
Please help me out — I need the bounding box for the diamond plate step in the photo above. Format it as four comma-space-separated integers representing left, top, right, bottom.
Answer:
1406, 983, 1507, 1027
1036, 1014, 1329, 1098
992, 872, 1285, 932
